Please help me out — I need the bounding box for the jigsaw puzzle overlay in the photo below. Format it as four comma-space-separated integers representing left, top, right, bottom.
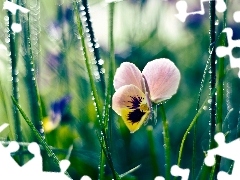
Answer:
0, 124, 92, 180
204, 132, 240, 180
175, 0, 240, 78
175, 0, 226, 22
216, 28, 240, 78
1, 1, 240, 180
154, 132, 240, 180
3, 1, 29, 33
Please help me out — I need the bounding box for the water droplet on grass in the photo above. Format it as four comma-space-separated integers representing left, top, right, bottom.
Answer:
98, 59, 104, 65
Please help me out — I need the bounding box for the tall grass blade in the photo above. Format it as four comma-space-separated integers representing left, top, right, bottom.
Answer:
7, 0, 23, 164
73, 0, 102, 120
80, 0, 105, 92
21, 1, 44, 136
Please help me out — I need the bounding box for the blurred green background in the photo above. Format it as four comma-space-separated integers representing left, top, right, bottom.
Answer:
0, 0, 240, 179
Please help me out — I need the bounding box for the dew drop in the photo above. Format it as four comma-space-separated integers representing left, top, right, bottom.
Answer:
95, 43, 100, 48
5, 38, 10, 43
208, 99, 212, 104
4, 16, 9, 21
80, 5, 85, 11
100, 68, 105, 74
82, 16, 87, 22
40, 128, 44, 134
13, 69, 19, 75
98, 59, 104, 65
81, 11, 86, 16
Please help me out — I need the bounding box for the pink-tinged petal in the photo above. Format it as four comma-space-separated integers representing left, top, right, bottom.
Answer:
112, 84, 150, 133
142, 58, 180, 103
113, 62, 143, 91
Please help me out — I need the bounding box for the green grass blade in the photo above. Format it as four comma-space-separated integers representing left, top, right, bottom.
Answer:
73, 0, 102, 120
21, 2, 44, 136
7, 1, 22, 143
147, 126, 160, 178
11, 96, 71, 179
81, 0, 105, 92
96, 130, 120, 180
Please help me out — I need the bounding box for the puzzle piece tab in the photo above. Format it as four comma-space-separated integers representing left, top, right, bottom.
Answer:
216, 28, 240, 78
0, 124, 72, 180
233, 11, 240, 23
175, 0, 226, 22
3, 1, 30, 14
204, 132, 240, 180
171, 165, 190, 180
154, 165, 189, 180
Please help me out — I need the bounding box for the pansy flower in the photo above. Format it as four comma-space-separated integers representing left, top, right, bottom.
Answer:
112, 58, 180, 133
43, 95, 71, 133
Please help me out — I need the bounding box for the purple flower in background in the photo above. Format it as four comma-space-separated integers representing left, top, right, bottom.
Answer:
185, 13, 204, 30
46, 51, 64, 71
43, 95, 71, 133
48, 21, 62, 40
229, 23, 240, 40
47, 5, 73, 40
65, 7, 73, 22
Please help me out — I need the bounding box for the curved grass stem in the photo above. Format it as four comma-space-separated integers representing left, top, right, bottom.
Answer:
177, 89, 216, 167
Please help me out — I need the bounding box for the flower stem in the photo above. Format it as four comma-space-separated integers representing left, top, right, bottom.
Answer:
147, 126, 160, 178
209, 0, 216, 144
215, 0, 227, 176
106, 1, 115, 139
158, 104, 171, 180
100, 2, 115, 179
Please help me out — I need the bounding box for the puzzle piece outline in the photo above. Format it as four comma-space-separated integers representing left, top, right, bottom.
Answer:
175, 0, 227, 22
204, 132, 240, 180
154, 165, 190, 180
0, 124, 72, 179
216, 27, 240, 78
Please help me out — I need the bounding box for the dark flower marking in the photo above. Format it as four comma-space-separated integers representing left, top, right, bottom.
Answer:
127, 109, 146, 124
127, 96, 143, 109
